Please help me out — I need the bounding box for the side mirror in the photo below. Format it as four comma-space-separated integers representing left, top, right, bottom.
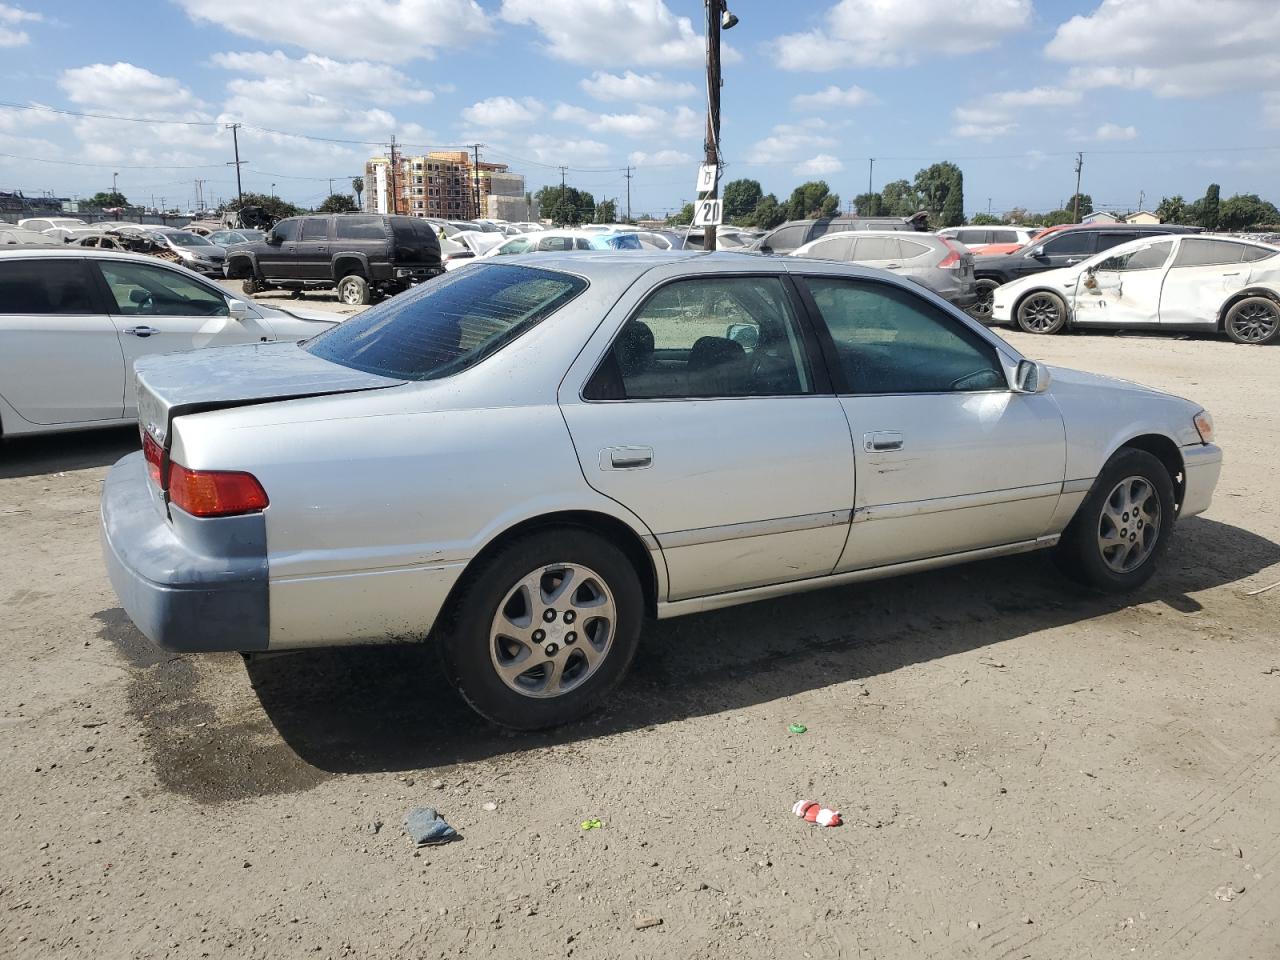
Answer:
266, 233, 282, 245
1012, 359, 1052, 394
228, 299, 250, 320
1030, 245, 1046, 258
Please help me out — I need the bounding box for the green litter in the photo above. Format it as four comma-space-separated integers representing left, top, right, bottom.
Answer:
581, 818, 603, 830
788, 723, 808, 734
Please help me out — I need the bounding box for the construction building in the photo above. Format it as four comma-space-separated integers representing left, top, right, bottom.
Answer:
363, 151, 533, 221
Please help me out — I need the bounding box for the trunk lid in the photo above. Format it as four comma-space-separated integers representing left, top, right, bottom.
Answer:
135, 340, 405, 446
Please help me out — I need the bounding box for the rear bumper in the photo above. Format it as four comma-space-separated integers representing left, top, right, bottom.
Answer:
1180, 442, 1223, 518
100, 452, 269, 653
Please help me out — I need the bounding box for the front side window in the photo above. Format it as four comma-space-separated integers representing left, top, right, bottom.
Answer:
304, 264, 587, 381
271, 219, 300, 243
0, 259, 96, 314
96, 261, 229, 317
1096, 240, 1173, 272
584, 276, 813, 400
804, 278, 1005, 394
498, 237, 532, 254
1039, 231, 1095, 256
763, 225, 807, 251
538, 236, 573, 252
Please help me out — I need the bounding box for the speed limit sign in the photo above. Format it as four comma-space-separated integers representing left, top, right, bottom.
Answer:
691, 198, 723, 226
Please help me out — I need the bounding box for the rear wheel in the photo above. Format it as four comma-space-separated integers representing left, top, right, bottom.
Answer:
970, 278, 1000, 322
1016, 290, 1068, 335
439, 529, 644, 729
1223, 296, 1280, 344
1054, 448, 1175, 592
337, 274, 371, 306
241, 279, 263, 295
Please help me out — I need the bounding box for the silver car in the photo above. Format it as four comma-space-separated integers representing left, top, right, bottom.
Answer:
791, 231, 977, 309
101, 253, 1222, 729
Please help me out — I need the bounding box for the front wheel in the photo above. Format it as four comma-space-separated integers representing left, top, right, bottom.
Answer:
1054, 448, 1176, 592
336, 274, 371, 306
1223, 296, 1280, 345
969, 278, 1000, 322
241, 279, 264, 295
1016, 290, 1068, 334
439, 529, 644, 729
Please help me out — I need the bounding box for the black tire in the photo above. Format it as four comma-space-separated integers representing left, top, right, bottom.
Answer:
241, 279, 263, 295
1223, 296, 1280, 345
337, 274, 371, 306
1053, 448, 1176, 593
970, 278, 1000, 323
1016, 290, 1069, 334
439, 529, 644, 730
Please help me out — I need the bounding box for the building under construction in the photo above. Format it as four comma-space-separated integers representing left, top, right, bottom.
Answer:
364, 151, 532, 221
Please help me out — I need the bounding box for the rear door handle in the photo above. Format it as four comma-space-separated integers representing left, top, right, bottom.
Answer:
601, 446, 653, 470
863, 431, 904, 452
884, 263, 901, 269
123, 326, 159, 338
1221, 271, 1241, 277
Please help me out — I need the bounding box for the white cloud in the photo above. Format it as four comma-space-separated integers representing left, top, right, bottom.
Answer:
776, 0, 1031, 70
794, 154, 844, 176
949, 86, 1081, 139
746, 121, 837, 164
462, 96, 544, 128
628, 149, 693, 167
175, 0, 490, 62
1046, 0, 1280, 97
59, 62, 206, 115
500, 0, 738, 68
791, 85, 874, 111
508, 133, 612, 165
952, 122, 1017, 140
552, 103, 700, 139
213, 51, 433, 104
580, 70, 695, 102
0, 103, 62, 133
1092, 122, 1137, 141
0, 2, 40, 47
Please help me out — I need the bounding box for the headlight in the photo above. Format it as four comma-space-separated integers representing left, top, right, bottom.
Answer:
1193, 410, 1215, 444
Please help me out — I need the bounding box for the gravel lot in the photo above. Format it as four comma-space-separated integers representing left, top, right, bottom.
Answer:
2, 320, 1278, 959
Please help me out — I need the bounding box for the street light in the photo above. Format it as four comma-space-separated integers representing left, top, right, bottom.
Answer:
721, 7, 738, 28
271, 183, 276, 198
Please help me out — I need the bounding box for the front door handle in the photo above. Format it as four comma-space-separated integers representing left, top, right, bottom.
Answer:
863, 431, 904, 452
601, 446, 653, 470
1065, 258, 1083, 265
123, 326, 159, 338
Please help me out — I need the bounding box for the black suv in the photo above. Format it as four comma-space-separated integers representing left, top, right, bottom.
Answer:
224, 213, 443, 305
754, 214, 929, 255
970, 223, 1202, 320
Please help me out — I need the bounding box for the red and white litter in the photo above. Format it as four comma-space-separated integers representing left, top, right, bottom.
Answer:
793, 799, 842, 827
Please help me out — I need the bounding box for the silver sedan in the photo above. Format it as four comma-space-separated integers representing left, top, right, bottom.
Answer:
101, 252, 1222, 729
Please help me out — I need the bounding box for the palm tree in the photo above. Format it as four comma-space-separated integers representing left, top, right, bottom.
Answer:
351, 177, 364, 210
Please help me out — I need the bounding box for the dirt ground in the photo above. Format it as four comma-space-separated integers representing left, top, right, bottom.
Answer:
2, 321, 1278, 960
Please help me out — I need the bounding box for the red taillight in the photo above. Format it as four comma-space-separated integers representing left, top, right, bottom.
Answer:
938, 238, 962, 268
141, 431, 165, 487
167, 462, 269, 518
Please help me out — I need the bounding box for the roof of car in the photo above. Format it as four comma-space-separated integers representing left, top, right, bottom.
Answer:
0, 246, 214, 269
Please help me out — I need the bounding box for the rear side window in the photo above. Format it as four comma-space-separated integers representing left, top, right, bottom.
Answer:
992, 230, 1018, 243
301, 218, 329, 240
763, 225, 807, 251
1173, 238, 1249, 267
602, 234, 642, 250
335, 216, 386, 240
1240, 244, 1277, 262
304, 264, 587, 381
898, 239, 932, 258
0, 259, 96, 314
852, 237, 900, 260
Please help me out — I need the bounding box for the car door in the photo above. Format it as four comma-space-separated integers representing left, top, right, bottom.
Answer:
296, 217, 331, 280
1013, 230, 1097, 279
560, 271, 855, 601
258, 218, 300, 279
1072, 238, 1173, 328
0, 257, 124, 425
796, 274, 1066, 571
91, 258, 274, 416
1159, 238, 1258, 326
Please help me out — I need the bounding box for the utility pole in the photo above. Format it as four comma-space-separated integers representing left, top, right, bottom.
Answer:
559, 165, 568, 224
1072, 151, 1084, 223
328, 177, 334, 198
702, 0, 724, 251
1138, 189, 1145, 213
987, 197, 992, 216
624, 166, 632, 222
112, 171, 119, 197
226, 123, 245, 203
388, 134, 398, 216
867, 157, 874, 197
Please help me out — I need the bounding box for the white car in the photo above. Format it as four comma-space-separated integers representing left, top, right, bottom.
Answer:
441, 230, 508, 270
19, 216, 87, 234
100, 253, 1220, 729
939, 225, 1040, 252
991, 234, 1280, 344
0, 249, 338, 437
485, 230, 644, 257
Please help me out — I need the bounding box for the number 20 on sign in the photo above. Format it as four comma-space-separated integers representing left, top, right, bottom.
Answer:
692, 198, 723, 226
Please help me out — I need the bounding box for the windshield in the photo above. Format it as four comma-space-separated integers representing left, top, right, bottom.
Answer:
303, 263, 588, 381
168, 232, 213, 247
595, 233, 642, 250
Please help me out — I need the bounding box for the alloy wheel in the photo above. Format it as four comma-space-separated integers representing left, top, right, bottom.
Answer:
1019, 293, 1062, 333
970, 280, 997, 321
1097, 476, 1161, 573
489, 563, 616, 699
1229, 301, 1279, 343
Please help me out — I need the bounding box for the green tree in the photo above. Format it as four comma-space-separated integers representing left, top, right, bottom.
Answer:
1066, 193, 1093, 219
722, 178, 763, 223
744, 194, 786, 229
351, 177, 364, 209
785, 181, 839, 220
534, 184, 596, 225
1003, 206, 1031, 224
318, 193, 358, 213
940, 168, 965, 227
88, 190, 129, 208
913, 162, 963, 223
852, 192, 884, 216
968, 212, 1004, 225
1198, 183, 1221, 231
222, 192, 302, 221
1217, 193, 1280, 231
880, 179, 921, 218
595, 198, 618, 223
667, 202, 695, 225
1154, 195, 1185, 223
1041, 209, 1075, 227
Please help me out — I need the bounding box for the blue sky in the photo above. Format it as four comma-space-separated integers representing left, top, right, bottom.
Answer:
2, 0, 1278, 217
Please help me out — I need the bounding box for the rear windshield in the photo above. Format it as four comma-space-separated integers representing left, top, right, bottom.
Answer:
303, 264, 588, 381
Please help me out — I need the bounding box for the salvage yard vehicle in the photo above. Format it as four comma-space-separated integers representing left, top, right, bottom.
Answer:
991, 234, 1280, 344
484, 230, 645, 258
101, 252, 1222, 729
0, 249, 337, 437
224, 213, 444, 305
790, 230, 977, 309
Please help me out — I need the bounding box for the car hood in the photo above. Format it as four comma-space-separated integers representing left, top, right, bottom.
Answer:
1046, 364, 1166, 398
135, 341, 404, 445
999, 264, 1080, 295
